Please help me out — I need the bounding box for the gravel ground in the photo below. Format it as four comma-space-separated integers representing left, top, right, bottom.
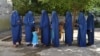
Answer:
0, 28, 100, 56
37, 28, 100, 56
37, 44, 100, 56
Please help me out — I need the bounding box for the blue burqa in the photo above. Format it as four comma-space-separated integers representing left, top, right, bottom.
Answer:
40, 10, 51, 46
51, 11, 59, 47
11, 10, 22, 45
24, 11, 35, 43
77, 12, 87, 47
87, 13, 94, 45
65, 11, 73, 45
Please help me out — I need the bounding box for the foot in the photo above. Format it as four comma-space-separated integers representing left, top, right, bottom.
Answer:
68, 44, 72, 46
32, 46, 38, 49
18, 42, 23, 45
13, 44, 18, 48
65, 44, 68, 46
36, 44, 39, 47
87, 43, 92, 46
27, 44, 32, 46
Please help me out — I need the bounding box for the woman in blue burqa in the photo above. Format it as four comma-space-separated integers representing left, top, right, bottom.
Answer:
65, 11, 73, 46
23, 11, 35, 46
51, 11, 59, 47
40, 10, 51, 46
10, 10, 22, 47
77, 12, 87, 47
87, 12, 94, 46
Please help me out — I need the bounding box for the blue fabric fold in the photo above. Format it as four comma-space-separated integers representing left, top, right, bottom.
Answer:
40, 10, 51, 46
51, 11, 59, 47
87, 13, 94, 45
65, 11, 73, 45
77, 12, 87, 47
24, 11, 35, 43
10, 10, 22, 44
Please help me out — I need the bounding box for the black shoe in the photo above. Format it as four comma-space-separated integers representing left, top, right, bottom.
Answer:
18, 42, 22, 45
27, 44, 32, 46
36, 44, 39, 47
68, 44, 72, 46
87, 43, 91, 46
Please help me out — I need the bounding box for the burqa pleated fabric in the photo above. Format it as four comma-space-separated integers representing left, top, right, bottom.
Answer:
51, 11, 59, 47
65, 11, 73, 45
23, 11, 35, 43
40, 10, 51, 46
11, 10, 22, 45
87, 13, 94, 45
77, 12, 87, 47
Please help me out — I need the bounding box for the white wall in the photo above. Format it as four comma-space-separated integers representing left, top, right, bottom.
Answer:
0, 0, 12, 32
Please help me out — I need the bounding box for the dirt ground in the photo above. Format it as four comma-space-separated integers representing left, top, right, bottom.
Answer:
0, 28, 100, 56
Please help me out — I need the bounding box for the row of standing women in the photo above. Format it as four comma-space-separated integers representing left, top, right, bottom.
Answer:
10, 10, 94, 47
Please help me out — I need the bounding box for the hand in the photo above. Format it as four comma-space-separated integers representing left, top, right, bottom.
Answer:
17, 21, 20, 23
33, 21, 35, 23
17, 20, 20, 23
90, 30, 92, 32
76, 24, 79, 27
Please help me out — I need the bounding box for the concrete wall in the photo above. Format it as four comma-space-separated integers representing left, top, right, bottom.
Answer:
0, 0, 12, 32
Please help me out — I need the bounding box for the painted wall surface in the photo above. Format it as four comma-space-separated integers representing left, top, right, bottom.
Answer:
0, 0, 12, 32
